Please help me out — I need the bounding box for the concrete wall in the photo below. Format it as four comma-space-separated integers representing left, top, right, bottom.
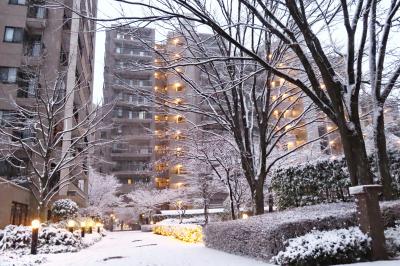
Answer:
0, 178, 38, 229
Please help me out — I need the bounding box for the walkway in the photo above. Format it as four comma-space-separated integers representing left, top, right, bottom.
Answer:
43, 231, 272, 266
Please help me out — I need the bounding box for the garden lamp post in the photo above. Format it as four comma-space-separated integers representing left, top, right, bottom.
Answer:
31, 219, 40, 255
68, 220, 75, 233
81, 221, 86, 237
88, 220, 93, 234
110, 214, 115, 232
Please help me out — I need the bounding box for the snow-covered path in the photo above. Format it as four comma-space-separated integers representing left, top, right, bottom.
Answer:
42, 231, 272, 266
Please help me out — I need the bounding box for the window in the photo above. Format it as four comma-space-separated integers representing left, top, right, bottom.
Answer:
0, 110, 12, 126
9, 0, 26, 5
127, 178, 132, 185
128, 110, 133, 119
4, 27, 24, 43
10, 202, 28, 226
117, 108, 123, 117
139, 111, 146, 119
0, 67, 17, 83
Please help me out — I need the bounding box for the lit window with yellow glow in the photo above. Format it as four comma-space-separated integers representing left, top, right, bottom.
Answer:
287, 141, 295, 150
127, 178, 132, 184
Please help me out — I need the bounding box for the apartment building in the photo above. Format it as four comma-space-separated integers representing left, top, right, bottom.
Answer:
101, 27, 156, 193
0, 0, 97, 227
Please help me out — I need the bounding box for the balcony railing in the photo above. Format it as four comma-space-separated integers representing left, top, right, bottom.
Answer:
27, 6, 47, 19
24, 41, 43, 57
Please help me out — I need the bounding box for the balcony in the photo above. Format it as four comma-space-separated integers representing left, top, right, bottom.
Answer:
22, 41, 44, 65
26, 6, 47, 30
111, 146, 153, 158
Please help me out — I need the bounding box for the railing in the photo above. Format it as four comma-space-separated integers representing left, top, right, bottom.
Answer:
27, 6, 47, 19
112, 146, 152, 155
24, 41, 43, 57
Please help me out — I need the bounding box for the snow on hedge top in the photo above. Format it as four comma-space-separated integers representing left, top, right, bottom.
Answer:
209, 200, 400, 233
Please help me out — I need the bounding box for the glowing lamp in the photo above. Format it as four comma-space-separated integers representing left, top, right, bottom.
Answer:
31, 219, 40, 255
31, 219, 40, 229
68, 220, 75, 233
242, 213, 249, 219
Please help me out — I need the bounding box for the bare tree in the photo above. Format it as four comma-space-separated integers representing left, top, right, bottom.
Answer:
88, 0, 400, 199
0, 70, 111, 219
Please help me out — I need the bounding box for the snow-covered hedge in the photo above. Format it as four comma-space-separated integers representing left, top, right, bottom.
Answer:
271, 150, 400, 209
271, 227, 371, 265
203, 201, 400, 262
153, 224, 203, 243
51, 199, 79, 220
385, 221, 400, 256
0, 224, 103, 254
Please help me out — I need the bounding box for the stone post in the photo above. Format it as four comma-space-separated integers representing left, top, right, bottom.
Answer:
349, 185, 387, 260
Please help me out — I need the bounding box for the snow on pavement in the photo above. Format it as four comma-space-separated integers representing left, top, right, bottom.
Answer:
42, 231, 272, 266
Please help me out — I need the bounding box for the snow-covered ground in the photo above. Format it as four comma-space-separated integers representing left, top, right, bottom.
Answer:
1, 231, 399, 266
42, 231, 271, 266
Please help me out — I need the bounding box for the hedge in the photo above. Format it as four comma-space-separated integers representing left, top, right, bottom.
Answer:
203, 200, 400, 262
271, 150, 400, 209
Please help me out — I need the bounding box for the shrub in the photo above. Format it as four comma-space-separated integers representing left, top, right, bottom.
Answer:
271, 150, 400, 210
385, 221, 400, 256
0, 224, 103, 254
153, 224, 203, 243
203, 200, 400, 262
51, 199, 79, 220
271, 227, 371, 266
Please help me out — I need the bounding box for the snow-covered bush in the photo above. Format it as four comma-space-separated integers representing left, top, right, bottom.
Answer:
204, 200, 400, 262
153, 224, 203, 243
51, 199, 79, 220
0, 224, 103, 254
271, 227, 371, 265
271, 150, 400, 209
158, 217, 205, 225
0, 225, 31, 250
385, 221, 400, 256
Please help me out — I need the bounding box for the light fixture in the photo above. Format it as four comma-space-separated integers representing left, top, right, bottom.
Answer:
68, 220, 75, 233
31, 219, 40, 255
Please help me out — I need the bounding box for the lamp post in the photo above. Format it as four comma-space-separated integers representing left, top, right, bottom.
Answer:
110, 214, 115, 232
81, 221, 86, 237
31, 219, 40, 255
68, 220, 75, 233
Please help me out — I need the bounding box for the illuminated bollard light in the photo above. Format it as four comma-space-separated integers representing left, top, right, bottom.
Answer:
31, 219, 40, 255
68, 220, 75, 233
88, 220, 93, 234
81, 221, 86, 238
96, 223, 102, 234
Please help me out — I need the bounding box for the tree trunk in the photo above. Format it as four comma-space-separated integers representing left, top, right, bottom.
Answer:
229, 191, 236, 220
254, 183, 264, 215
374, 109, 394, 200
204, 200, 209, 224
38, 203, 47, 222
339, 124, 374, 185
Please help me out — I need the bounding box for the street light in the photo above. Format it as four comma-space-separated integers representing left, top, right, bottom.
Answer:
31, 219, 40, 255
81, 221, 86, 238
67, 220, 75, 233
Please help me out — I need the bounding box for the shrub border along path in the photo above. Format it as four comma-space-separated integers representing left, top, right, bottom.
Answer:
204, 201, 400, 262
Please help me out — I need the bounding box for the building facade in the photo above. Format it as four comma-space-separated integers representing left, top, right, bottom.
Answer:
101, 27, 156, 193
0, 0, 97, 226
